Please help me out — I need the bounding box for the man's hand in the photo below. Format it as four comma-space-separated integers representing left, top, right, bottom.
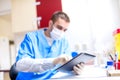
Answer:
53, 54, 71, 65
73, 62, 84, 75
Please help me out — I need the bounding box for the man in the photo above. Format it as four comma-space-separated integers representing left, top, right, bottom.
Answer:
15, 11, 84, 80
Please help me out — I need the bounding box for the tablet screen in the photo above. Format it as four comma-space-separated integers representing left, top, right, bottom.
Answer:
55, 53, 96, 72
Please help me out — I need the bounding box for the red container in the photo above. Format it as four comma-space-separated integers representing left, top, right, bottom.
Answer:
114, 60, 120, 70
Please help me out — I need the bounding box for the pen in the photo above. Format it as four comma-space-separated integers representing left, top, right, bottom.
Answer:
109, 53, 115, 61
109, 53, 114, 61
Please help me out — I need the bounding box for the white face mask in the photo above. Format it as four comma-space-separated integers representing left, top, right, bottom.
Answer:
50, 26, 65, 40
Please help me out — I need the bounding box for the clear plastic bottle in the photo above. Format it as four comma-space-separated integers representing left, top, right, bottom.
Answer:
106, 60, 115, 76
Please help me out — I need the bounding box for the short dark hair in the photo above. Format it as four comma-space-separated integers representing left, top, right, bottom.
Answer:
50, 11, 70, 24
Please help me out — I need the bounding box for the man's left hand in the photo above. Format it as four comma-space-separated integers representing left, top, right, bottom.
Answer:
73, 62, 84, 75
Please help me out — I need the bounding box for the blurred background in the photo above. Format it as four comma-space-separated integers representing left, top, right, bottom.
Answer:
0, 0, 120, 80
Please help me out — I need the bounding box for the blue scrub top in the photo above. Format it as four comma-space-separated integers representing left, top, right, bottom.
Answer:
16, 29, 71, 80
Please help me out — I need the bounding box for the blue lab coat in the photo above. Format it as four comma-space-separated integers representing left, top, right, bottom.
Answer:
16, 29, 71, 80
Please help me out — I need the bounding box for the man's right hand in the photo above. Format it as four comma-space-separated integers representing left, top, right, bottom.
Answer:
53, 54, 71, 65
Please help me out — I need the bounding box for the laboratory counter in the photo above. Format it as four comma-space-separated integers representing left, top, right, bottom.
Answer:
51, 65, 120, 80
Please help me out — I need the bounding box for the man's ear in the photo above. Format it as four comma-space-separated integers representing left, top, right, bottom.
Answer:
48, 20, 53, 31
48, 20, 53, 27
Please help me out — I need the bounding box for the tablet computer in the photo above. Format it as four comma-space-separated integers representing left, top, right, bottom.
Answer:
55, 53, 96, 72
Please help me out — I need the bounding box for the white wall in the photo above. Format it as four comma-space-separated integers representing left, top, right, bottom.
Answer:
88, 0, 120, 53
62, 0, 120, 54
62, 0, 93, 53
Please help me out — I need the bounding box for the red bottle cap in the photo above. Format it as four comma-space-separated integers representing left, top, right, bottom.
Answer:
113, 28, 120, 35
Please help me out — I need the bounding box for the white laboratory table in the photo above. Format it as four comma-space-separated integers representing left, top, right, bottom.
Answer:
51, 65, 120, 80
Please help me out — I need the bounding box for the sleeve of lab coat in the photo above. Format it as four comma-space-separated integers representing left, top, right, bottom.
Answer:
16, 57, 55, 73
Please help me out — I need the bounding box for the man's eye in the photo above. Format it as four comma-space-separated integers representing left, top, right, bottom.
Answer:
64, 29, 67, 32
56, 26, 63, 30
58, 27, 62, 30
56, 25, 67, 32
